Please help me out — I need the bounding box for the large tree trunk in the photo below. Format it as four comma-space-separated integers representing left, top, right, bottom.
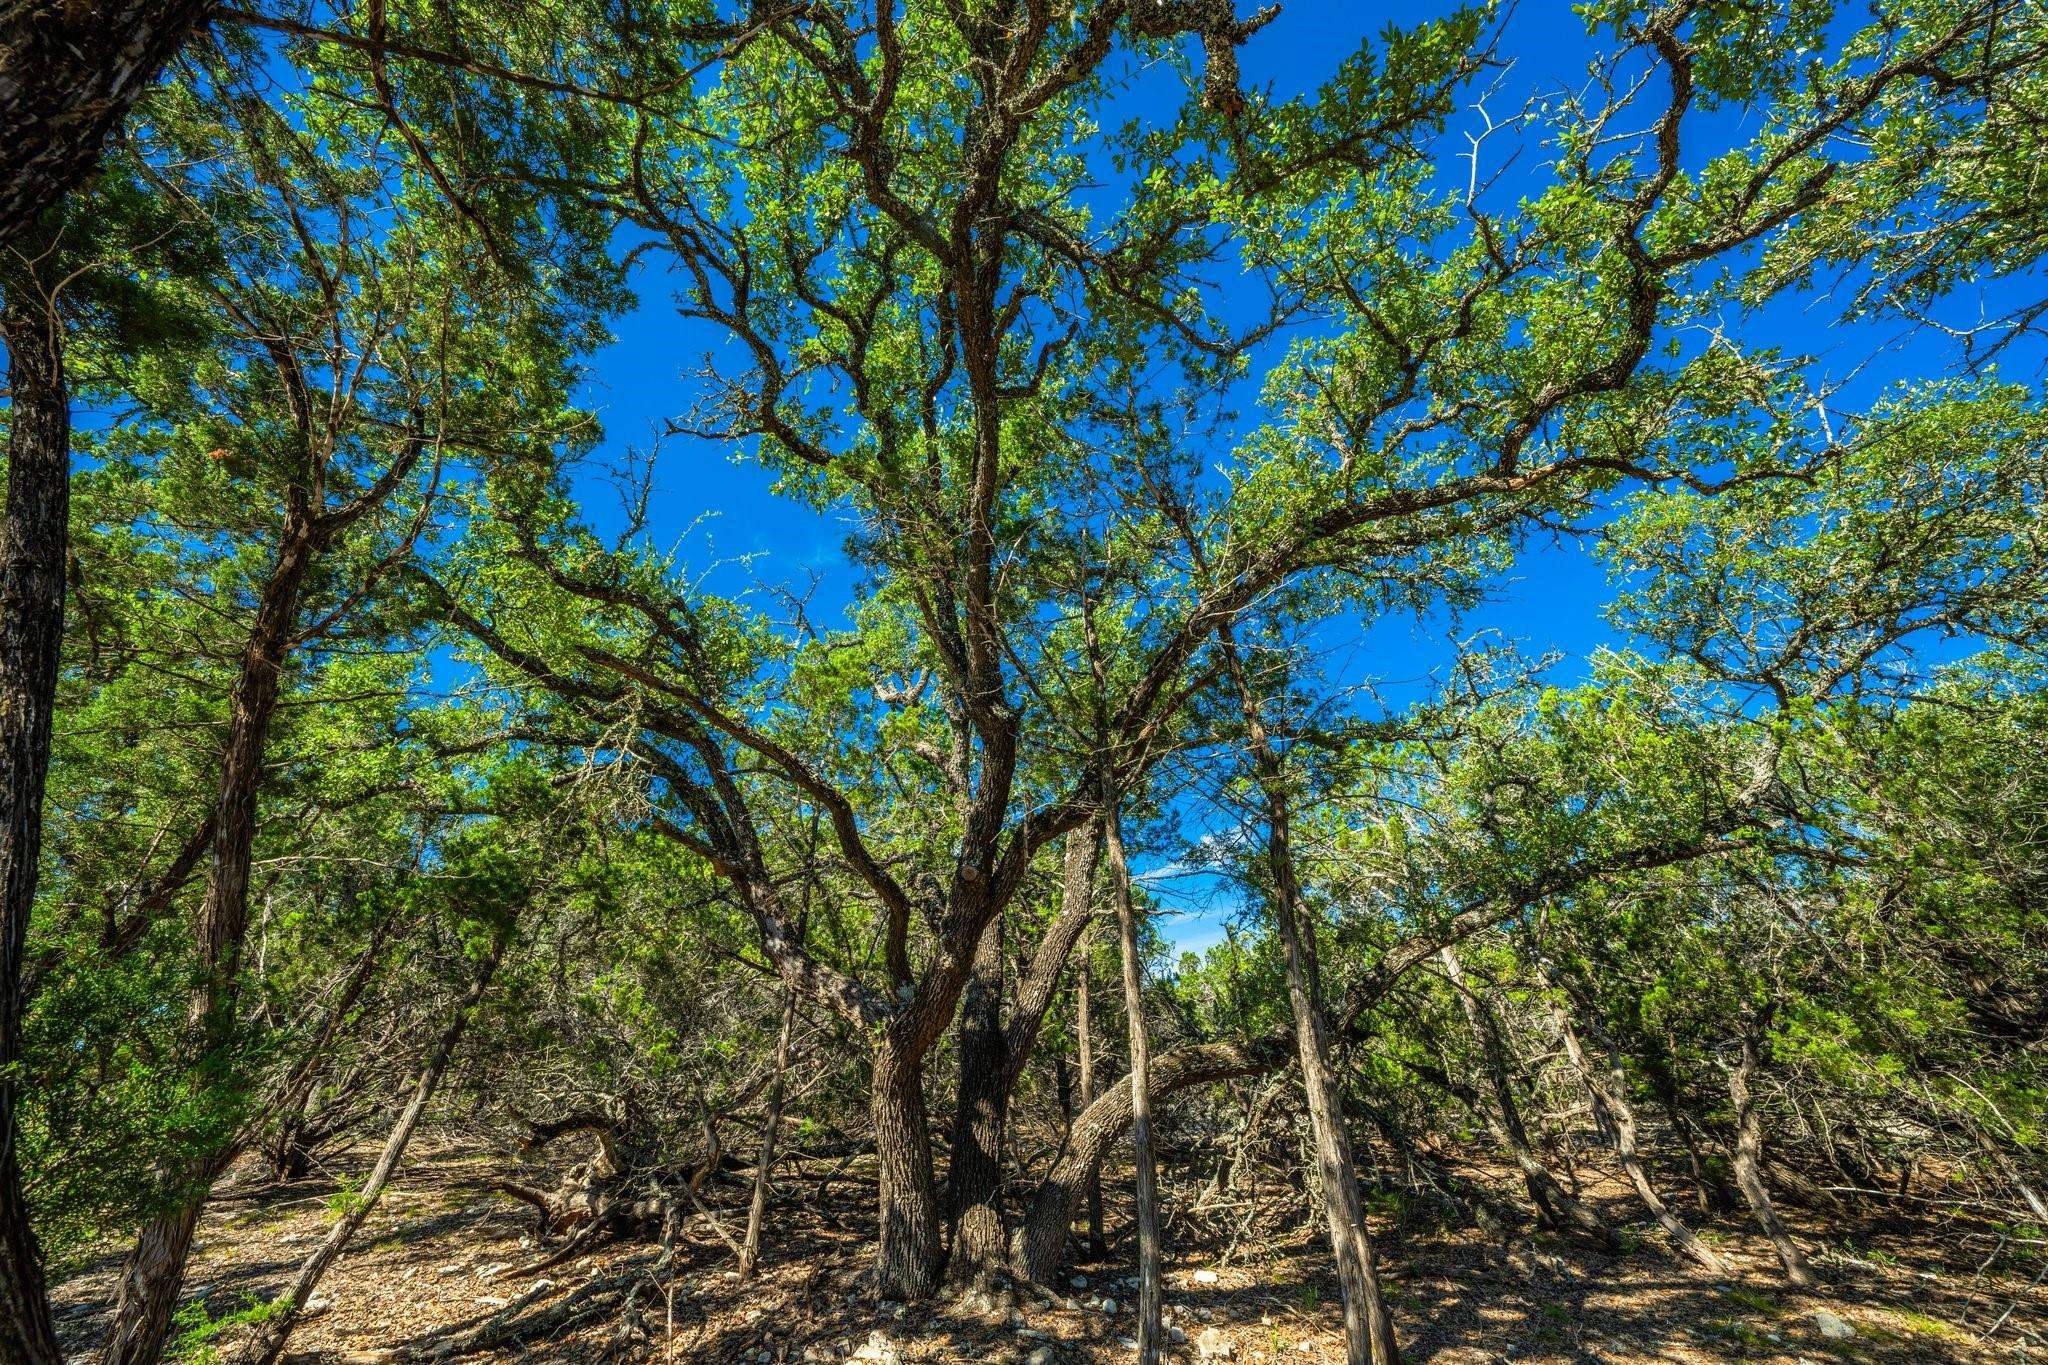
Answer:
1223, 637, 1399, 1365
237, 922, 512, 1365
946, 912, 1008, 1281
1727, 1034, 1814, 1287
0, 0, 218, 251
0, 240, 69, 1365
1104, 814, 1162, 1363
1440, 949, 1617, 1252
1547, 992, 1730, 1276
101, 510, 324, 1365
872, 1030, 941, 1300
739, 987, 798, 1281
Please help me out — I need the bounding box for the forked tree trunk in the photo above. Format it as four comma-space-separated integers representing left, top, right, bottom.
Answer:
948, 819, 1102, 1282
739, 988, 798, 1281
238, 922, 513, 1365
1223, 636, 1399, 1364
0, 242, 70, 1365
1440, 949, 1617, 1252
1547, 992, 1731, 1276
1104, 814, 1163, 1363
1727, 1034, 1815, 1287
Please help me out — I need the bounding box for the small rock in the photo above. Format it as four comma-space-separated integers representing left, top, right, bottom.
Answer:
850, 1331, 904, 1364
475, 1295, 509, 1309
303, 1294, 333, 1317
1811, 1309, 1856, 1341
1197, 1326, 1235, 1360
1099, 1298, 1116, 1314
1192, 1269, 1220, 1285
1069, 1274, 1089, 1289
1061, 1297, 1079, 1312
1296, 1342, 1314, 1354
1026, 1348, 1055, 1365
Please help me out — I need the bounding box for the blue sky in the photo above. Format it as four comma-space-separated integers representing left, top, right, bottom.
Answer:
562, 3, 2032, 956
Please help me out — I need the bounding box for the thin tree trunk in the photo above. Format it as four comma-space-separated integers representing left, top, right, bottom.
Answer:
739, 987, 798, 1281
1727, 1034, 1814, 1287
1440, 949, 1617, 1252
1104, 812, 1162, 1364
0, 0, 217, 251
237, 922, 513, 1365
1547, 992, 1730, 1275
267, 910, 394, 1182
0, 241, 70, 1365
1222, 634, 1399, 1364
1076, 930, 1104, 1259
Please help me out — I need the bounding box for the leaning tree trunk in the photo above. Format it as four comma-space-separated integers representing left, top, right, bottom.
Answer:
1547, 992, 1730, 1276
739, 987, 798, 1281
101, 509, 324, 1365
0, 0, 218, 251
1440, 949, 1618, 1252
0, 237, 70, 1365
1012, 1039, 1275, 1285
1223, 636, 1400, 1365
238, 921, 512, 1365
1727, 1034, 1814, 1287
1104, 814, 1163, 1364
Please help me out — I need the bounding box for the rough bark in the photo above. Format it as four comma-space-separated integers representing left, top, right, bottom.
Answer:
1223, 635, 1400, 1364
739, 987, 797, 1281
0, 237, 69, 1365
946, 910, 1008, 1279
1547, 992, 1731, 1275
872, 1028, 941, 1299
1727, 1034, 1815, 1287
237, 923, 512, 1365
1440, 949, 1618, 1251
0, 0, 218, 252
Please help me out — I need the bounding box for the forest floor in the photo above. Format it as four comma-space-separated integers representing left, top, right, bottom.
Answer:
50, 1135, 2044, 1364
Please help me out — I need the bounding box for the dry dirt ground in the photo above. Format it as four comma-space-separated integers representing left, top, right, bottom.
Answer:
50, 1137, 2045, 1363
